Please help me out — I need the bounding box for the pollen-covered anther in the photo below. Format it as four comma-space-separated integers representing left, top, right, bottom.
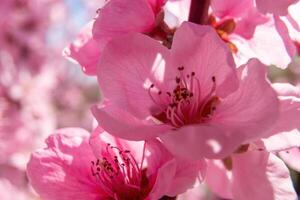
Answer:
90, 143, 150, 199
148, 66, 220, 128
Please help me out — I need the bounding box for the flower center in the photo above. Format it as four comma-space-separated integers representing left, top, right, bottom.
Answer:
91, 144, 152, 200
148, 66, 220, 128
208, 15, 238, 53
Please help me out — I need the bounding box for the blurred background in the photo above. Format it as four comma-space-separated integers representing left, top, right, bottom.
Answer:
0, 0, 299, 199
0, 1, 100, 199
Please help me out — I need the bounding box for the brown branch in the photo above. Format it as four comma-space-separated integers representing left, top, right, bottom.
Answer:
188, 0, 211, 24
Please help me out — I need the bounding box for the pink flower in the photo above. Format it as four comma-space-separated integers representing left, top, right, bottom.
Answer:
0, 0, 56, 72
0, 65, 56, 165
203, 82, 300, 199
210, 0, 297, 68
65, 0, 168, 75
205, 150, 297, 200
27, 127, 203, 200
93, 22, 279, 160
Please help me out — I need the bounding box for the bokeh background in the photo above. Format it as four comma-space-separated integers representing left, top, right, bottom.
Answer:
0, 0, 299, 199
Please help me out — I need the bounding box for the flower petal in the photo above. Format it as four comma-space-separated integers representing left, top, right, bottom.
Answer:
92, 103, 171, 140
63, 21, 102, 75
262, 83, 300, 151
97, 33, 170, 119
171, 22, 239, 98
211, 0, 253, 19
279, 147, 300, 172
160, 124, 244, 159
255, 0, 298, 16
26, 128, 105, 200
214, 59, 279, 142
232, 151, 297, 200
233, 18, 296, 68
93, 0, 156, 40
165, 158, 205, 197
205, 160, 233, 199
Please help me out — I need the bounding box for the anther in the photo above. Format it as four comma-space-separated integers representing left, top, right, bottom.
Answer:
212, 76, 216, 82
178, 66, 184, 71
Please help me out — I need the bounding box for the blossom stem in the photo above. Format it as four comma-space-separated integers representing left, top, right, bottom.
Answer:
188, 0, 211, 24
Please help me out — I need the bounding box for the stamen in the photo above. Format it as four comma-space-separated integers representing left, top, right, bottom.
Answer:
148, 66, 219, 128
140, 142, 146, 170
148, 84, 163, 108
90, 143, 149, 199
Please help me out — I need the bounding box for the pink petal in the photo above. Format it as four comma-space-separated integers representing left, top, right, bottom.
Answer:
233, 8, 268, 39
263, 131, 300, 152
97, 33, 170, 120
205, 160, 233, 199
26, 128, 105, 200
255, 0, 298, 16
149, 159, 177, 199
274, 16, 297, 62
160, 124, 243, 159
279, 147, 300, 172
214, 59, 279, 142
146, 140, 206, 199
262, 83, 300, 151
165, 159, 205, 197
63, 21, 102, 75
93, 0, 156, 40
211, 0, 253, 19
232, 151, 297, 200
171, 22, 239, 98
145, 139, 174, 175
92, 103, 171, 140
233, 17, 295, 68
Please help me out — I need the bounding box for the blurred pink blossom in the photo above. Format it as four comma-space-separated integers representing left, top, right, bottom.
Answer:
0, 0, 58, 72
0, 64, 56, 166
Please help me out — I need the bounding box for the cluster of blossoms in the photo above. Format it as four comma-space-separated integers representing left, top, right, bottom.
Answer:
0, 0, 99, 199
25, 0, 300, 199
